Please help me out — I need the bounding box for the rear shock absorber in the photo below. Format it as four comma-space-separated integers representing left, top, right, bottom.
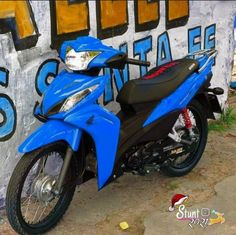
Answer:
181, 108, 192, 129
181, 108, 195, 138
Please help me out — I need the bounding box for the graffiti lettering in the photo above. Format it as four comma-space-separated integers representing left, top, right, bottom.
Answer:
34, 59, 59, 116
134, 0, 160, 32
204, 24, 216, 50
0, 0, 39, 51
96, 0, 128, 39
104, 68, 113, 105
0, 68, 8, 88
166, 0, 189, 29
104, 43, 129, 105
118, 43, 130, 85
134, 36, 152, 76
188, 26, 201, 53
157, 32, 172, 66
0, 68, 16, 141
50, 0, 90, 50
0, 0, 191, 51
205, 24, 216, 64
35, 59, 60, 96
188, 25, 216, 55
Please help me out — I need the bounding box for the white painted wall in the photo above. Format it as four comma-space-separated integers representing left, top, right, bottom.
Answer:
0, 1, 235, 207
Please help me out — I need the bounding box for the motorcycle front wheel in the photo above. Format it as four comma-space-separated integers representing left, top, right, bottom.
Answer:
6, 142, 77, 235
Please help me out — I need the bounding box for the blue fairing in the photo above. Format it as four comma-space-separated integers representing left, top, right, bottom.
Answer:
143, 59, 214, 126
19, 120, 82, 153
20, 104, 120, 189
64, 105, 120, 189
41, 71, 109, 116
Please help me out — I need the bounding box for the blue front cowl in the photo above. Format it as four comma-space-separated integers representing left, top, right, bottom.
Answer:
41, 70, 102, 115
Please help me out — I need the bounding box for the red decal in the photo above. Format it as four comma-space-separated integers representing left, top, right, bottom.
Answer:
144, 61, 179, 80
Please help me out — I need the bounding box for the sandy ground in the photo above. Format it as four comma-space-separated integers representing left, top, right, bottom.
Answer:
0, 98, 236, 235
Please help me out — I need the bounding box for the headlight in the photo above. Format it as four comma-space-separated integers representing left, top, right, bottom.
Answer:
46, 84, 99, 115
65, 48, 100, 71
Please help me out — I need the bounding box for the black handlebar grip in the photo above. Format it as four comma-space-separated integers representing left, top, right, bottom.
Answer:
126, 58, 150, 67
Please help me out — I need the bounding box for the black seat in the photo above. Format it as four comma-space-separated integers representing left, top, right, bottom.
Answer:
116, 59, 199, 105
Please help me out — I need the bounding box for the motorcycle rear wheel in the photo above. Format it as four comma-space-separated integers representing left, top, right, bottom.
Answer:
161, 100, 208, 176
6, 142, 77, 235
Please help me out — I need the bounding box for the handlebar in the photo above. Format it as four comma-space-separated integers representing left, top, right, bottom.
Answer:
126, 58, 150, 67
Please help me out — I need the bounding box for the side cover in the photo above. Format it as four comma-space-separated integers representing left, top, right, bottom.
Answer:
144, 60, 214, 126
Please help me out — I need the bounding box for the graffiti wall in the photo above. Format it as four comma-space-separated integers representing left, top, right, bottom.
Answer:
0, 0, 235, 206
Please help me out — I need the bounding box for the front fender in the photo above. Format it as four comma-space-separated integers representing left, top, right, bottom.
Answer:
19, 120, 82, 153
65, 105, 120, 189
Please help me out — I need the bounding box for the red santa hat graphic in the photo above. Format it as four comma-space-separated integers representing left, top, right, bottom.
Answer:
168, 194, 189, 212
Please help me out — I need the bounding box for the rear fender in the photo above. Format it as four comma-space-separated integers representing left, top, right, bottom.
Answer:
194, 92, 222, 119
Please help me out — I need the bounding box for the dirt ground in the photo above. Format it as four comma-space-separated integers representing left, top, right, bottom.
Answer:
232, 53, 236, 82
1, 97, 236, 235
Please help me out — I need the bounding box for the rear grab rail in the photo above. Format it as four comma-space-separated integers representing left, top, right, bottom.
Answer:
198, 50, 217, 73
186, 49, 218, 73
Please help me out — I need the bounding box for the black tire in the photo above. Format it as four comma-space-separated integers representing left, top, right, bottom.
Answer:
161, 100, 208, 177
6, 142, 77, 235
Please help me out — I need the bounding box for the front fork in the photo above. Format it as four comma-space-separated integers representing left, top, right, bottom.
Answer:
53, 139, 92, 195
53, 147, 74, 195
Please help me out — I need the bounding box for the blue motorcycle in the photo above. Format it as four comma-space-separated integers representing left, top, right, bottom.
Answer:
6, 36, 223, 234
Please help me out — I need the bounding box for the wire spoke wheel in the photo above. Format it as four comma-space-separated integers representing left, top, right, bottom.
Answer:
6, 142, 77, 235
20, 152, 63, 225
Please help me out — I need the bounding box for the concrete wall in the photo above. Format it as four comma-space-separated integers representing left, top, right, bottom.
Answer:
234, 16, 236, 49
0, 0, 235, 207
